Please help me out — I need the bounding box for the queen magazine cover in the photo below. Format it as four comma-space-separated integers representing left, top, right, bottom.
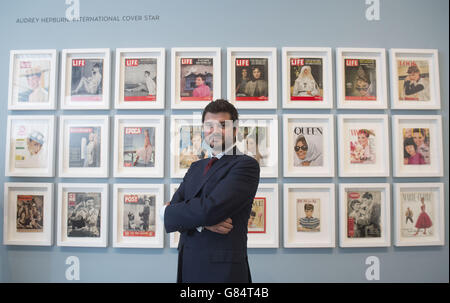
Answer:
67, 192, 101, 238
70, 58, 103, 101
123, 58, 157, 101
123, 194, 156, 237
346, 190, 381, 238
290, 58, 323, 101
16, 195, 44, 232
344, 58, 377, 101
180, 58, 213, 101
292, 126, 323, 167
235, 58, 268, 101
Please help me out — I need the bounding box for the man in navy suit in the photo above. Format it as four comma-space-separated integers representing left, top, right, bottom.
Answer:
163, 99, 260, 283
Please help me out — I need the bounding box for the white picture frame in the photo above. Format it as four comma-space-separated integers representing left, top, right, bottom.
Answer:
336, 48, 388, 109
283, 114, 335, 177
283, 183, 336, 248
392, 115, 443, 177
238, 114, 278, 178
169, 184, 181, 248
112, 184, 164, 248
114, 48, 165, 109
8, 49, 58, 110
282, 47, 333, 109
60, 48, 110, 109
248, 183, 279, 248
170, 114, 206, 179
171, 47, 221, 109
389, 49, 440, 110
338, 114, 390, 177
57, 183, 108, 247
58, 115, 109, 178
394, 183, 445, 247
227, 47, 277, 109
339, 183, 391, 248
113, 115, 164, 178
3, 182, 54, 246
5, 115, 56, 177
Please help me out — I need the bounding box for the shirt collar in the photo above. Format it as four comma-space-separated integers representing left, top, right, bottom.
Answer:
209, 142, 237, 160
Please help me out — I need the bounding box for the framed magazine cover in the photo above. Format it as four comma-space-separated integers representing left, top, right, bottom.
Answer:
8, 49, 57, 110
170, 114, 207, 178
58, 115, 109, 178
169, 184, 181, 248
248, 183, 279, 248
113, 115, 164, 178
60, 48, 110, 109
5, 115, 56, 177
389, 49, 440, 110
115, 48, 165, 109
283, 183, 336, 248
3, 183, 54, 246
227, 47, 277, 109
112, 184, 164, 248
338, 114, 389, 177
282, 47, 333, 109
394, 183, 445, 247
171, 47, 221, 109
339, 183, 391, 248
238, 115, 278, 178
336, 48, 388, 109
283, 114, 335, 177
57, 183, 108, 247
392, 115, 443, 177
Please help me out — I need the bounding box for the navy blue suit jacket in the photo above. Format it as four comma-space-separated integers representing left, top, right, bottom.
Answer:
164, 152, 260, 283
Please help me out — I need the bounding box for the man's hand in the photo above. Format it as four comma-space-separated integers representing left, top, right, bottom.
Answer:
205, 218, 233, 235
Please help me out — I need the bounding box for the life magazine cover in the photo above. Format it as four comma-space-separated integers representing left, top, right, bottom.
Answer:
13, 121, 48, 169
400, 191, 434, 238
69, 126, 101, 168
297, 198, 321, 232
344, 58, 377, 101
16, 195, 44, 232
236, 126, 270, 167
178, 125, 208, 169
235, 57, 268, 101
397, 59, 430, 101
349, 128, 376, 164
13, 58, 50, 103
346, 190, 381, 238
292, 126, 323, 167
70, 58, 103, 101
123, 127, 155, 167
248, 197, 266, 233
123, 58, 157, 101
289, 57, 323, 101
123, 194, 156, 237
67, 192, 101, 238
180, 58, 213, 101
402, 128, 430, 165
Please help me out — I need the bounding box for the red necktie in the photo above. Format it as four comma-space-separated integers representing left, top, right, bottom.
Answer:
203, 157, 218, 175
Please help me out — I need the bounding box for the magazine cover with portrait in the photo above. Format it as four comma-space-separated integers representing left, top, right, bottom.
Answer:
70, 58, 104, 101
179, 58, 213, 101
123, 58, 157, 101
123, 127, 155, 167
69, 126, 101, 168
66, 192, 101, 238
178, 125, 208, 169
397, 59, 430, 101
349, 128, 376, 164
292, 126, 323, 167
248, 197, 266, 233
400, 191, 434, 238
346, 190, 381, 238
13, 58, 50, 104
123, 194, 155, 237
297, 198, 321, 232
16, 195, 44, 233
289, 58, 323, 101
235, 57, 269, 101
12, 121, 48, 169
402, 128, 430, 165
237, 126, 270, 168
344, 58, 377, 101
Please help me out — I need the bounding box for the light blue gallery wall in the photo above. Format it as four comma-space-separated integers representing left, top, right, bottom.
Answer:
0, 0, 448, 282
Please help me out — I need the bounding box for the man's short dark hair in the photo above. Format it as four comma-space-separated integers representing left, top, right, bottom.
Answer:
202, 99, 239, 123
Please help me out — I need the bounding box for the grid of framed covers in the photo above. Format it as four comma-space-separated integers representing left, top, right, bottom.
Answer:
3, 47, 445, 249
